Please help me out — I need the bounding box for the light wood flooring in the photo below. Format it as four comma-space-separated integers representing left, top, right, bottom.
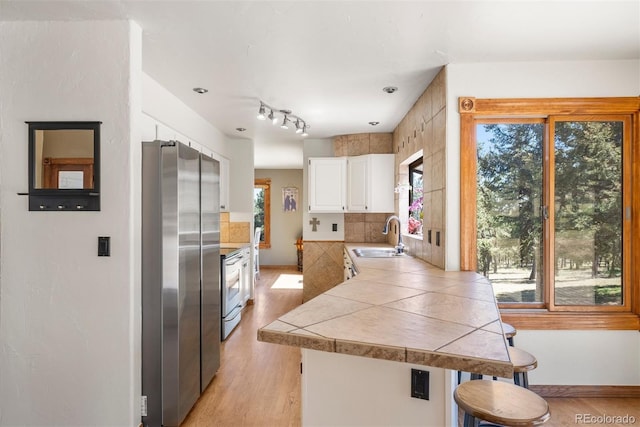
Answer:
182, 267, 640, 427
182, 267, 303, 427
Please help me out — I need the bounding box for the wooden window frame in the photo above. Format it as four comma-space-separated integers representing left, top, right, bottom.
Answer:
254, 178, 271, 249
459, 96, 640, 330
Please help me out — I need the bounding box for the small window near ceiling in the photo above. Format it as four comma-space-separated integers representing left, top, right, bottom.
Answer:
408, 158, 423, 235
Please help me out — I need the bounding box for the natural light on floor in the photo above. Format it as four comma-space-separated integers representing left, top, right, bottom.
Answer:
271, 274, 304, 290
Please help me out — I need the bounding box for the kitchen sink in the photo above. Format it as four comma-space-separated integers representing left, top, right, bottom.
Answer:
352, 248, 405, 258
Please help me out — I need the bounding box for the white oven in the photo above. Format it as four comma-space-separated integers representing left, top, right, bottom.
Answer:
221, 251, 243, 340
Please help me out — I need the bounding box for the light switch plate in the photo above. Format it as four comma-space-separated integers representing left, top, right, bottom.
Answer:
411, 369, 429, 400
98, 236, 110, 257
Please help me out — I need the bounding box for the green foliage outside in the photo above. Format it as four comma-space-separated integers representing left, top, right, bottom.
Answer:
477, 121, 623, 305
254, 187, 264, 241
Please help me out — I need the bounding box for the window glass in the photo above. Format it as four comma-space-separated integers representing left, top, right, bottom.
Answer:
254, 178, 271, 248
553, 120, 623, 306
408, 158, 423, 235
476, 123, 544, 303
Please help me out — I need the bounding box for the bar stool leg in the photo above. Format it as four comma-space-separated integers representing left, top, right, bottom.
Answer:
463, 413, 477, 427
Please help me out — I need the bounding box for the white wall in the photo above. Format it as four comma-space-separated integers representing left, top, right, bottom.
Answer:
445, 59, 640, 386
227, 137, 255, 215
0, 20, 142, 426
517, 330, 640, 385
254, 169, 303, 266
302, 349, 453, 427
141, 73, 227, 157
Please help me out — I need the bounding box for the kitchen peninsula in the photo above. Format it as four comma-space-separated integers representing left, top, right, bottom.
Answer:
258, 243, 513, 426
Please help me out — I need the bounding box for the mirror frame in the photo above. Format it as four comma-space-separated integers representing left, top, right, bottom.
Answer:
27, 121, 101, 211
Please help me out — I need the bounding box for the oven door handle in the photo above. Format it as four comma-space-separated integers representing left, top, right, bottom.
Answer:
225, 305, 242, 322
226, 257, 242, 267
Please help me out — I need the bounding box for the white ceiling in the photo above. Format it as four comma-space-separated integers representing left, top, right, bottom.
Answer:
2, 1, 639, 168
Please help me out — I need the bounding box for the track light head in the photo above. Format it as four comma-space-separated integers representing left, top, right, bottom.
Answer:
281, 115, 290, 129
268, 109, 277, 124
295, 119, 303, 134
257, 103, 266, 120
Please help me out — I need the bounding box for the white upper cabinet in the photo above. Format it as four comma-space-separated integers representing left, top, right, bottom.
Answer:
309, 154, 394, 213
347, 154, 395, 213
308, 157, 347, 212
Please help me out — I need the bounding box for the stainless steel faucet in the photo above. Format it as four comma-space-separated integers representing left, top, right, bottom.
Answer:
382, 215, 404, 254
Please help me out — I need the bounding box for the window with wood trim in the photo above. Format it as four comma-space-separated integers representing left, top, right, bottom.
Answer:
459, 97, 640, 329
254, 178, 271, 249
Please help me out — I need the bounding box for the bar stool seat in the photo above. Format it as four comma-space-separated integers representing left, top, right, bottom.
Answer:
502, 322, 517, 346
454, 380, 550, 427
509, 346, 537, 388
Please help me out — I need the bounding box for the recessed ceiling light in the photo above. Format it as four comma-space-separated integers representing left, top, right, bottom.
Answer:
369, 121, 380, 126
193, 87, 208, 94
235, 127, 246, 132
382, 86, 398, 94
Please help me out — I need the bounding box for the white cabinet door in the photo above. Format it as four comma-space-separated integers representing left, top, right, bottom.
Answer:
347, 156, 369, 212
347, 154, 395, 213
219, 156, 230, 211
367, 154, 395, 213
308, 157, 347, 212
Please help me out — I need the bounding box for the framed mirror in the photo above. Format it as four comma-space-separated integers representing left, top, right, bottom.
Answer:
27, 121, 101, 211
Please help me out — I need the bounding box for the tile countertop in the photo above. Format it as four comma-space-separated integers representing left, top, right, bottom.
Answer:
220, 242, 251, 257
257, 243, 513, 378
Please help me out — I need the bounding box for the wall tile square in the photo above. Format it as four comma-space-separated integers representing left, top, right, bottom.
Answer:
370, 133, 393, 153
345, 222, 365, 243
229, 222, 250, 243
432, 149, 445, 191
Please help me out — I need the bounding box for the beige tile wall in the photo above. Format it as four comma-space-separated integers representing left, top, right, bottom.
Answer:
393, 68, 447, 268
302, 241, 346, 302
344, 213, 390, 244
220, 212, 251, 243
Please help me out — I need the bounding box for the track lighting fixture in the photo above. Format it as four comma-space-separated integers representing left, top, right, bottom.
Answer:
257, 101, 309, 137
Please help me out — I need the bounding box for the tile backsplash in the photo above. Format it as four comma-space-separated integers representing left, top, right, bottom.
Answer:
220, 212, 250, 243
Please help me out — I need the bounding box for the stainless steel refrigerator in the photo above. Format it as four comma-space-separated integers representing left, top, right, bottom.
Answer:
141, 140, 221, 427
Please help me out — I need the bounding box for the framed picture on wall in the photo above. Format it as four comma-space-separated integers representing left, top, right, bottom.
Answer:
282, 187, 298, 212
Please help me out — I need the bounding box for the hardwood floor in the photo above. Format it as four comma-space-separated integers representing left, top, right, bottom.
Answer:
182, 267, 640, 427
182, 267, 303, 427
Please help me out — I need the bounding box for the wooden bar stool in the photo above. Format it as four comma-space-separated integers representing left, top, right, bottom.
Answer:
454, 380, 550, 427
509, 346, 537, 388
502, 322, 517, 346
